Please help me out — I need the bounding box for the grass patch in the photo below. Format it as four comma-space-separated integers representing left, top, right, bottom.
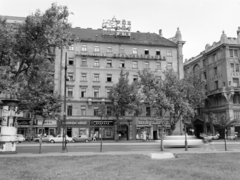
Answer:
0, 153, 240, 180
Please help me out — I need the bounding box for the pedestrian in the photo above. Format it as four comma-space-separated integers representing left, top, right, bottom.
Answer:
146, 133, 149, 141
93, 133, 97, 141
118, 133, 121, 140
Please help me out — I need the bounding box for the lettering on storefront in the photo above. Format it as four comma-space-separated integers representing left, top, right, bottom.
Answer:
138, 119, 170, 127
17, 120, 30, 125
65, 120, 88, 125
90, 121, 114, 126
37, 120, 57, 126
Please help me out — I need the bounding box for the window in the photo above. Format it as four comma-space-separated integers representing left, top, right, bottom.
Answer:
119, 60, 125, 68
68, 45, 74, 51
93, 74, 99, 82
119, 47, 125, 54
236, 64, 240, 72
166, 50, 172, 56
107, 106, 111, 116
203, 72, 207, 80
203, 59, 207, 67
67, 105, 72, 116
144, 62, 150, 69
67, 87, 73, 98
94, 107, 98, 116
67, 72, 74, 81
156, 62, 161, 69
81, 59, 87, 66
94, 46, 100, 52
146, 107, 151, 117
133, 75, 138, 82
167, 62, 172, 69
81, 105, 86, 116
233, 78, 239, 87
133, 61, 138, 69
144, 49, 149, 55
81, 88, 86, 97
106, 60, 112, 67
214, 67, 217, 76
156, 49, 161, 56
81, 73, 87, 81
213, 54, 217, 62
133, 48, 138, 55
106, 89, 111, 97
215, 81, 218, 89
81, 45, 87, 52
94, 88, 99, 97
94, 59, 100, 67
107, 47, 112, 53
231, 63, 234, 72
230, 49, 238, 57
106, 74, 112, 82
68, 58, 74, 65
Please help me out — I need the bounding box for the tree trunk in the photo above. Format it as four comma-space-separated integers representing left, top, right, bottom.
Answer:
29, 112, 35, 141
184, 125, 188, 151
39, 119, 45, 154
115, 118, 119, 142
160, 127, 164, 151
224, 128, 227, 151
100, 127, 103, 152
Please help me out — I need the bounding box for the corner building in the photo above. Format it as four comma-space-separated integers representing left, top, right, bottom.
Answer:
55, 19, 185, 140
184, 28, 240, 138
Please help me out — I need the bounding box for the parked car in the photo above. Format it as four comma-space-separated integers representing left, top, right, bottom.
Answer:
16, 134, 25, 143
33, 135, 54, 142
49, 134, 74, 143
72, 135, 92, 143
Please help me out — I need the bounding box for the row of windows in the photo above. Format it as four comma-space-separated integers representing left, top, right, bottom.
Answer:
69, 45, 173, 57
66, 105, 152, 117
67, 73, 139, 83
68, 58, 170, 69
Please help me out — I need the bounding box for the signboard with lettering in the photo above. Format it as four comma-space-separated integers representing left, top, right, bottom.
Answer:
17, 120, 31, 125
37, 120, 57, 126
90, 121, 114, 126
65, 120, 88, 126
138, 119, 170, 128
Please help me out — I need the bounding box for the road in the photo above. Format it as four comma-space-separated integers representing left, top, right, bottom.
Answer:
16, 141, 240, 154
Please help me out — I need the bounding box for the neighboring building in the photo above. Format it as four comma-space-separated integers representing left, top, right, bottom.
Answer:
54, 17, 185, 140
0, 15, 25, 23
184, 27, 240, 138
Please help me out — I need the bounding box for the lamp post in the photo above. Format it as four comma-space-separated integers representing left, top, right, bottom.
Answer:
62, 52, 67, 153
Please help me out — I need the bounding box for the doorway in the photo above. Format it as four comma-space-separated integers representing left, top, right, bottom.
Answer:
153, 131, 157, 140
118, 124, 128, 140
67, 127, 72, 137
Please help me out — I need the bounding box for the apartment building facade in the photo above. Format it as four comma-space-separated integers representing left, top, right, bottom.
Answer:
184, 28, 240, 138
54, 18, 185, 140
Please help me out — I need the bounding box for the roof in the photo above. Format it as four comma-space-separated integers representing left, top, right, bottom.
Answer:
69, 28, 177, 47
0, 15, 25, 23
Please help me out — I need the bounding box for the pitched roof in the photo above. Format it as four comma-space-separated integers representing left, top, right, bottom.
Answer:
69, 28, 177, 47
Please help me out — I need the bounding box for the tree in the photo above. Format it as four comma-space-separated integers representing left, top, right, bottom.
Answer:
212, 114, 237, 151
96, 103, 109, 152
0, 3, 73, 97
108, 69, 141, 141
138, 70, 174, 151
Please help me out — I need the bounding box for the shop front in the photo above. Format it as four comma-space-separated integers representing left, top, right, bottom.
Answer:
64, 120, 89, 138
90, 120, 114, 140
17, 118, 33, 137
136, 119, 171, 140
36, 119, 57, 136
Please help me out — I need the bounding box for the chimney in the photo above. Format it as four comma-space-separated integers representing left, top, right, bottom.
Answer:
159, 29, 162, 37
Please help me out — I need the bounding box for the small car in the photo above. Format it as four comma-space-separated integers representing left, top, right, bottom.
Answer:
72, 135, 92, 143
49, 134, 74, 143
33, 135, 54, 142
16, 134, 25, 143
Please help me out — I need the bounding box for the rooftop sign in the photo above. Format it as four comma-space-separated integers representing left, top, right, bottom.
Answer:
102, 17, 131, 36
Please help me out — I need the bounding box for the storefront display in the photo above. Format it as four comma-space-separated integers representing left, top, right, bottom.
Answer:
64, 120, 89, 137
90, 120, 114, 140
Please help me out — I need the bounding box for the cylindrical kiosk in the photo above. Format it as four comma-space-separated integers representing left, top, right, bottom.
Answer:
0, 99, 20, 154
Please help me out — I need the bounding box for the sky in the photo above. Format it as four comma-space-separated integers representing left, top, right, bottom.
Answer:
1, 0, 240, 61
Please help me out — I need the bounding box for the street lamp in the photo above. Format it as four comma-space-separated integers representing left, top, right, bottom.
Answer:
62, 52, 67, 153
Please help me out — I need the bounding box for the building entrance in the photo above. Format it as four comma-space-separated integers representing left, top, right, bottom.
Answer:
118, 124, 128, 140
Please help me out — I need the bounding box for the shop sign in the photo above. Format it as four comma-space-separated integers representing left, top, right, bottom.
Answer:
17, 120, 31, 125
90, 120, 114, 126
65, 120, 88, 126
37, 120, 57, 126
138, 119, 170, 127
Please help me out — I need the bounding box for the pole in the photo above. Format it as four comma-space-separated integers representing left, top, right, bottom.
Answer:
184, 125, 188, 151
62, 52, 67, 153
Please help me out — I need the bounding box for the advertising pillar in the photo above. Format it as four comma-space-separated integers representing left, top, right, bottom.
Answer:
0, 99, 20, 154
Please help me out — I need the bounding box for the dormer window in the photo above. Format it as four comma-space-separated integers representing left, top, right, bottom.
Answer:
144, 49, 149, 55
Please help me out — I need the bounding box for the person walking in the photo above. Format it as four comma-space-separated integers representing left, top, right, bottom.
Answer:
93, 133, 97, 141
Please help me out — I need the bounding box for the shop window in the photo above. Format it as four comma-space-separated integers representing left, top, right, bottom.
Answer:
144, 49, 149, 55
93, 74, 100, 82
106, 60, 112, 68
81, 45, 87, 52
67, 105, 72, 116
107, 74, 112, 82
132, 61, 138, 69
119, 60, 125, 68
81, 59, 87, 66
81, 105, 86, 116
94, 46, 100, 52
68, 58, 74, 65
146, 107, 151, 117
81, 73, 87, 81
133, 48, 138, 55
94, 59, 100, 67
